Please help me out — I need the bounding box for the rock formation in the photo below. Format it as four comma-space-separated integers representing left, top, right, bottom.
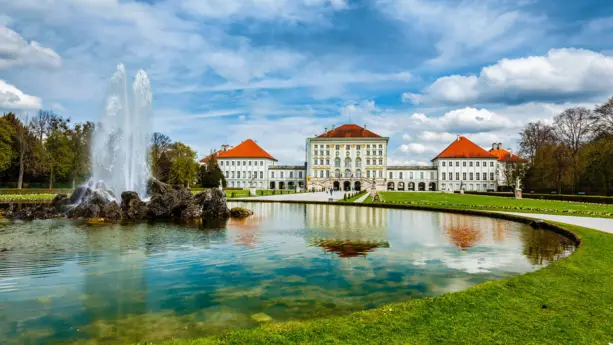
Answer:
5, 178, 231, 222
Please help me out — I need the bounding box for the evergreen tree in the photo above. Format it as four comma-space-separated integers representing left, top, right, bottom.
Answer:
198, 152, 226, 188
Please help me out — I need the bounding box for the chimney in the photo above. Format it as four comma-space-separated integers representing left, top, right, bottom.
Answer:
364, 124, 367, 129
457, 135, 461, 142
498, 143, 502, 150
492, 143, 496, 150
324, 127, 328, 133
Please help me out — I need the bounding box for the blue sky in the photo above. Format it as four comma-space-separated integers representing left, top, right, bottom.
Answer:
2, 0, 613, 165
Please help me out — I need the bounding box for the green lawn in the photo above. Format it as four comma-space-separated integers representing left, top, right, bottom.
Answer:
378, 191, 613, 218
145, 209, 612, 345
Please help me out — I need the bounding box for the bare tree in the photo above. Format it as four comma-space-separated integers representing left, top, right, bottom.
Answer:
594, 96, 613, 136
150, 132, 172, 179
553, 107, 593, 193
518, 121, 555, 160
16, 114, 31, 189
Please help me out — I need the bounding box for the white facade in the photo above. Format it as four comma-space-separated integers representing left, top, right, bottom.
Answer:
306, 137, 389, 191
219, 158, 276, 189
433, 158, 498, 192
206, 129, 518, 192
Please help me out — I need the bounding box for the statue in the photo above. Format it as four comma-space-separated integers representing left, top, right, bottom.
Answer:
218, 179, 223, 191
249, 177, 256, 196
514, 176, 522, 199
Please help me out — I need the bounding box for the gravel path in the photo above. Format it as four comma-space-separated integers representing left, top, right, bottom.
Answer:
499, 212, 613, 234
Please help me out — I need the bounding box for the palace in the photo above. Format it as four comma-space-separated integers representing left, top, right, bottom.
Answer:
200, 124, 520, 192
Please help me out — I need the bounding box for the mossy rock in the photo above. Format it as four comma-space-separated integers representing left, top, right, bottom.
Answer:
251, 312, 272, 322
230, 207, 254, 218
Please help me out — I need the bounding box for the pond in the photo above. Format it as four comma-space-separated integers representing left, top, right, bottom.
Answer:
0, 202, 576, 344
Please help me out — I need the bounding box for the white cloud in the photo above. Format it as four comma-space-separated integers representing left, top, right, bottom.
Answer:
399, 142, 435, 154
407, 48, 613, 105
0, 25, 61, 69
0, 79, 42, 110
401, 133, 411, 141
387, 158, 429, 166
419, 131, 456, 142
409, 107, 516, 133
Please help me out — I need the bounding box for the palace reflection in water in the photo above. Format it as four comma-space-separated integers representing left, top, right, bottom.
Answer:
0, 203, 575, 345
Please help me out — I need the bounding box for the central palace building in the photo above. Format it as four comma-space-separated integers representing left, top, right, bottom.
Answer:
200, 124, 520, 192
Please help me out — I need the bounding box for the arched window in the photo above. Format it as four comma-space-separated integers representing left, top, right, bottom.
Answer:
335, 169, 341, 178
345, 157, 351, 167
355, 157, 362, 167
344, 169, 352, 178
335, 158, 341, 167
356, 169, 361, 178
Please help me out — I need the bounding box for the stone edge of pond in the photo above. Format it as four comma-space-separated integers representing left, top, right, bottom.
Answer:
230, 199, 582, 248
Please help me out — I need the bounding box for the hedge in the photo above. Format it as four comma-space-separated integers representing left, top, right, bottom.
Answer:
463, 191, 613, 204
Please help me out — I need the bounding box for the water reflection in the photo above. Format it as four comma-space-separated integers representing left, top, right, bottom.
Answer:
0, 202, 575, 345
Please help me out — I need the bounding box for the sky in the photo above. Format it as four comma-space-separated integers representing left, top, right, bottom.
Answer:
2, 0, 613, 166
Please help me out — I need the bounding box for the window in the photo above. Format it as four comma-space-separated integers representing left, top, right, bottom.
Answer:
335, 169, 341, 178
260, 161, 263, 166
469, 173, 473, 180
476, 161, 480, 167
226, 170, 229, 177
400, 172, 403, 179
232, 161, 235, 166
237, 171, 241, 178
356, 169, 361, 177
455, 161, 459, 167
357, 145, 361, 150
231, 171, 235, 178
490, 173, 494, 180
442, 161, 446, 167
476, 173, 480, 180
456, 173, 459, 180
326, 159, 330, 165
326, 170, 329, 177
463, 161, 466, 167
410, 172, 414, 179
379, 170, 383, 178
389, 172, 393, 179
483, 161, 487, 166
430, 172, 434, 179
320, 159, 324, 165
379, 159, 383, 165
379, 150, 382, 156
314, 144, 318, 149
346, 145, 350, 150
314, 150, 318, 156
355, 158, 362, 167
366, 159, 371, 165
367, 150, 370, 156
220, 161, 223, 166
248, 171, 252, 178
299, 171, 303, 178
420, 172, 424, 179
483, 173, 487, 180
345, 157, 351, 167
469, 162, 473, 167
280, 172, 284, 178
260, 172, 263, 178
335, 158, 341, 167
463, 172, 466, 180
335, 145, 340, 150
271, 172, 275, 178
313, 159, 317, 166
442, 172, 446, 180
367, 145, 370, 148
367, 170, 371, 178
379, 144, 382, 148
490, 161, 494, 167
290, 172, 294, 178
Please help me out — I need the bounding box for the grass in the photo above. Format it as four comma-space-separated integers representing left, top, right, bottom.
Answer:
143, 206, 613, 345
224, 189, 297, 198
378, 191, 613, 218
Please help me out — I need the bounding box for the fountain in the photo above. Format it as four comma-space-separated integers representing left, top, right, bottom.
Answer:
90, 64, 152, 201
5, 64, 231, 221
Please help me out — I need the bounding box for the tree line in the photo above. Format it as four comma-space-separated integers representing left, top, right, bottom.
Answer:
0, 111, 224, 189
518, 97, 613, 195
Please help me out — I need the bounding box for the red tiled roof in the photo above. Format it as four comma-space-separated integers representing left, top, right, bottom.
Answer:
199, 139, 277, 163
489, 148, 522, 162
317, 124, 381, 138
433, 136, 497, 160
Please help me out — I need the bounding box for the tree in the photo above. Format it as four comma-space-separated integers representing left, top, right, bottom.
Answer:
45, 128, 73, 189
553, 107, 593, 193
519, 121, 555, 160
503, 161, 527, 189
29, 110, 69, 142
0, 116, 15, 171
198, 152, 226, 188
150, 132, 172, 180
584, 133, 613, 195
168, 142, 199, 187
68, 122, 94, 188
594, 96, 613, 136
